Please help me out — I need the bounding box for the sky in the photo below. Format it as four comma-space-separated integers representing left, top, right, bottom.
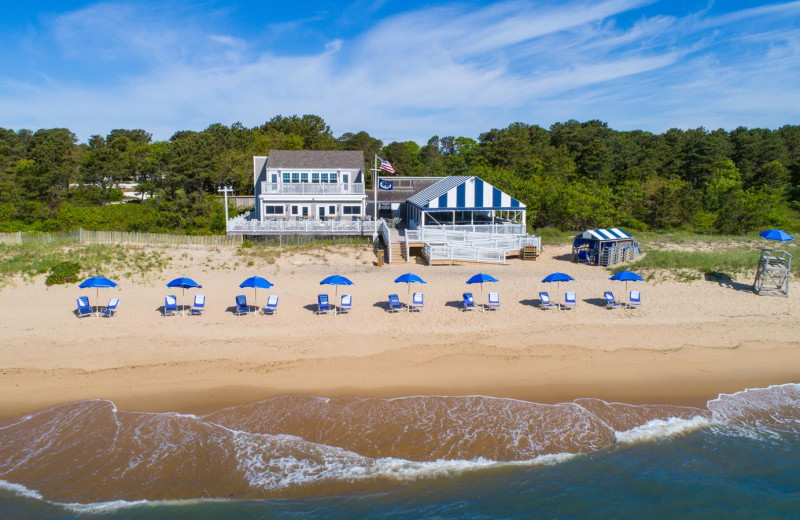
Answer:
0, 0, 799, 143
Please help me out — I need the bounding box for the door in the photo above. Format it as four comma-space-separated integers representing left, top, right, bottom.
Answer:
318, 205, 326, 219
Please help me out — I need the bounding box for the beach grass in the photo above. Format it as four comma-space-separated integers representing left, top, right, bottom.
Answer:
618, 234, 799, 280
0, 243, 169, 284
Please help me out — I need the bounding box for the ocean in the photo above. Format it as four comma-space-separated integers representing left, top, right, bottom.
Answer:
0, 384, 798, 519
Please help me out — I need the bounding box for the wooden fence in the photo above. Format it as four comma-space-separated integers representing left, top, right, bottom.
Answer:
0, 229, 243, 247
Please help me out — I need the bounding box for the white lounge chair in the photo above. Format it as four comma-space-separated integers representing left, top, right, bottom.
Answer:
563, 291, 577, 310
539, 291, 557, 310
190, 294, 205, 315
100, 298, 119, 317
339, 294, 352, 314
486, 292, 500, 311
164, 295, 178, 317
262, 294, 279, 315
604, 291, 622, 309
76, 296, 93, 318
409, 292, 424, 312
628, 291, 641, 308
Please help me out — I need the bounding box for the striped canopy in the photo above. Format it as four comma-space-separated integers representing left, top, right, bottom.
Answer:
407, 176, 524, 211
580, 228, 631, 240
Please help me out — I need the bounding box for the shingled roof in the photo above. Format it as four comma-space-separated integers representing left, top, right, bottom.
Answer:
266, 150, 364, 170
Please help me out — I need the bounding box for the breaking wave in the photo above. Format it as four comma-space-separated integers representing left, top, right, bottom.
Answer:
0, 384, 797, 508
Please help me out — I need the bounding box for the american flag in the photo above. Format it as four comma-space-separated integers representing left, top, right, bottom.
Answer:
378, 157, 395, 174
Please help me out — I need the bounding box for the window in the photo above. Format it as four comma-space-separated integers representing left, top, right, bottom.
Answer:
291, 206, 298, 215
282, 172, 290, 183
320, 173, 328, 183
330, 173, 338, 183
271, 173, 278, 183
329, 205, 336, 214
263, 205, 284, 215
342, 205, 361, 215
312, 173, 320, 183
291, 173, 300, 183
300, 173, 309, 183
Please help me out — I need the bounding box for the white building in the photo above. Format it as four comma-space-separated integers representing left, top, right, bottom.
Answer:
253, 150, 366, 221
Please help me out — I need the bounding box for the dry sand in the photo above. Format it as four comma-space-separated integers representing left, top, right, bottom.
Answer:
0, 243, 798, 417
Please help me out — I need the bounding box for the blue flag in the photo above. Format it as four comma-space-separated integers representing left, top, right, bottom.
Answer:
378, 180, 394, 190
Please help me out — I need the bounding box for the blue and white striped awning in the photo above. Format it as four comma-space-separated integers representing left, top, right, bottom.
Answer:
407, 176, 524, 211
581, 228, 632, 240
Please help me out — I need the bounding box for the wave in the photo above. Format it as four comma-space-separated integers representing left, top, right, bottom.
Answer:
0, 384, 797, 507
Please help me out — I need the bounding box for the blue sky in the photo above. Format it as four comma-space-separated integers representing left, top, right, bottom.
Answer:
1, 0, 799, 143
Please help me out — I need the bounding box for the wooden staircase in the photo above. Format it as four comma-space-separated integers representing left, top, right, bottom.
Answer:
388, 241, 406, 263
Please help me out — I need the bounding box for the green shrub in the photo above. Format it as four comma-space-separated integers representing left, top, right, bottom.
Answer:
45, 261, 81, 285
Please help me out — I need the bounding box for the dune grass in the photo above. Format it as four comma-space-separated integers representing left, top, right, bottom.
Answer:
0, 243, 169, 284
619, 237, 798, 281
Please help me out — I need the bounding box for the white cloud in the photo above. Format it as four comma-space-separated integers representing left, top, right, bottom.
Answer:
1, 0, 799, 142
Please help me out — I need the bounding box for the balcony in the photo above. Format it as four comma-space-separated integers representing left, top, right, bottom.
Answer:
261, 182, 365, 196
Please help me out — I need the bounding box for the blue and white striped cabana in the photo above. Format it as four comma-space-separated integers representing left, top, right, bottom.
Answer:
572, 228, 639, 266
580, 228, 632, 240
406, 176, 526, 227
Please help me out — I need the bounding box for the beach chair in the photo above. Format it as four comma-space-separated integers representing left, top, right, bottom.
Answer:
409, 292, 424, 312
487, 292, 500, 311
339, 294, 352, 314
577, 250, 591, 264
76, 296, 93, 318
539, 292, 557, 310
387, 294, 403, 313
100, 298, 119, 317
234, 294, 251, 315
563, 291, 577, 310
164, 295, 178, 317
463, 292, 477, 311
190, 294, 205, 315
604, 291, 622, 309
261, 294, 279, 315
318, 294, 333, 314
628, 290, 642, 308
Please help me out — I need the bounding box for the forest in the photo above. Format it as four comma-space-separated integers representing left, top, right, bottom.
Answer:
0, 114, 798, 235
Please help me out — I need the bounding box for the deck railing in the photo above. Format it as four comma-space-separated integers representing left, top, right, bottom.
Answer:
407, 222, 525, 235
227, 217, 378, 236
424, 243, 506, 264
260, 182, 365, 195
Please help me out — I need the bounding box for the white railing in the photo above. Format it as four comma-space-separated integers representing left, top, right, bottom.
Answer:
407, 222, 525, 234
424, 243, 506, 264
378, 219, 391, 263
261, 182, 365, 195
227, 218, 378, 235
405, 229, 541, 251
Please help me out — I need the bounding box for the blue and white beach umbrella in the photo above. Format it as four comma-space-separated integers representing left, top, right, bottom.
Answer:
166, 277, 202, 314
609, 270, 644, 292
78, 276, 118, 308
240, 276, 274, 306
759, 229, 794, 242
320, 274, 353, 300
394, 273, 426, 299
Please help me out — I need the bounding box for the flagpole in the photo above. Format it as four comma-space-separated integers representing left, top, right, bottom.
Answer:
373, 154, 379, 221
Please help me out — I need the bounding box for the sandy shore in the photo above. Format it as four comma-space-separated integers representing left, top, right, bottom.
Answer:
0, 243, 798, 417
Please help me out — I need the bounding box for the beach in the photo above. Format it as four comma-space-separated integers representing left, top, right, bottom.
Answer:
1, 241, 800, 514
0, 242, 797, 417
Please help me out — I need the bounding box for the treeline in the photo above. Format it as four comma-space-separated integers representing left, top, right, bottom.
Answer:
1, 115, 798, 234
